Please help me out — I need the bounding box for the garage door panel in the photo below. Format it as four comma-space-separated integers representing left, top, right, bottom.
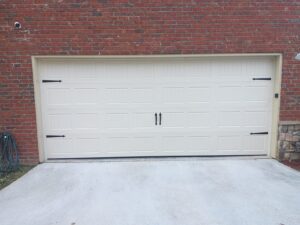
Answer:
74, 138, 101, 153
161, 136, 186, 153
46, 106, 97, 114
186, 136, 211, 152
46, 114, 72, 130
243, 102, 271, 111
105, 137, 131, 153
39, 61, 70, 78
244, 86, 271, 101
215, 103, 244, 111
217, 135, 243, 151
103, 88, 130, 104
102, 88, 157, 105
216, 86, 243, 102
187, 87, 211, 103
161, 112, 185, 128
246, 80, 273, 87
211, 60, 245, 78
74, 113, 98, 129
244, 135, 268, 152
39, 57, 274, 159
131, 88, 156, 103
70, 82, 98, 87
74, 88, 97, 105
133, 112, 157, 128
162, 87, 186, 103
188, 76, 213, 84
46, 88, 73, 106
130, 137, 156, 153
45, 138, 73, 157
103, 74, 155, 84
180, 59, 212, 77
154, 63, 185, 79
244, 111, 269, 127
104, 113, 130, 129
217, 111, 243, 127
215, 132, 268, 154
187, 112, 211, 128
185, 103, 211, 112
246, 58, 275, 75
105, 136, 158, 155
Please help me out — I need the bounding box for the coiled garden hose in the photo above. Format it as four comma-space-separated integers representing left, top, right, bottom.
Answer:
0, 132, 19, 173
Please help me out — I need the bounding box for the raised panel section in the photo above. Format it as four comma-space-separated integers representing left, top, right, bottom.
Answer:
244, 111, 268, 127
107, 137, 131, 153
131, 88, 154, 104
244, 135, 266, 151
187, 113, 210, 128
162, 112, 185, 128
133, 113, 155, 128
131, 137, 155, 153
162, 87, 185, 103
217, 86, 243, 102
187, 87, 211, 103
162, 136, 185, 152
187, 136, 211, 151
218, 111, 242, 127
46, 138, 73, 157
74, 138, 100, 153
74, 114, 98, 129
47, 88, 72, 106
75, 89, 97, 105
105, 113, 130, 129
104, 88, 129, 104
244, 87, 270, 102
46, 114, 72, 130
217, 136, 243, 151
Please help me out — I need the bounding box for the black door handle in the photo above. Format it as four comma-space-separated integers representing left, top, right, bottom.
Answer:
155, 113, 157, 125
159, 112, 162, 125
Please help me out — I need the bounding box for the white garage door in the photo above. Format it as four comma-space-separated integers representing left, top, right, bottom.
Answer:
38, 57, 275, 159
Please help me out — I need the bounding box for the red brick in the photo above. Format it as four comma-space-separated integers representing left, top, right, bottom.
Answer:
0, 1, 300, 164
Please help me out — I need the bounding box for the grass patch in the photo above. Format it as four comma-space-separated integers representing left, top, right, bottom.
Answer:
0, 165, 35, 190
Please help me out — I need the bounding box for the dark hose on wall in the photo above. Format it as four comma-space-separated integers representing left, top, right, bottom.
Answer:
0, 132, 19, 173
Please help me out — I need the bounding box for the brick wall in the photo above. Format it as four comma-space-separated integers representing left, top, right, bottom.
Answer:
1, 1, 300, 164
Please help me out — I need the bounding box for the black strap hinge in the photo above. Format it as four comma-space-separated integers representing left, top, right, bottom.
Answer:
252, 78, 271, 81
250, 132, 268, 135
46, 135, 65, 138
42, 80, 62, 83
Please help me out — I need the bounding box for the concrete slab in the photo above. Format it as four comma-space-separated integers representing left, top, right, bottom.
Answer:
0, 159, 299, 225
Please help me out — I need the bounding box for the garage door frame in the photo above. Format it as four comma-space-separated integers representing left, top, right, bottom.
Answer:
32, 53, 282, 162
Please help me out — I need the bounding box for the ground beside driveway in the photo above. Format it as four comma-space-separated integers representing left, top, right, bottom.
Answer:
0, 159, 299, 225
282, 159, 300, 171
0, 166, 34, 190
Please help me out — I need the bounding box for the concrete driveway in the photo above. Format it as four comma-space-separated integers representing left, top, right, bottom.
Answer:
0, 159, 300, 225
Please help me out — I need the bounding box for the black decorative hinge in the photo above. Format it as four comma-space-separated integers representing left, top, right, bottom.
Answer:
252, 78, 272, 80
46, 135, 65, 138
250, 132, 268, 135
42, 80, 62, 83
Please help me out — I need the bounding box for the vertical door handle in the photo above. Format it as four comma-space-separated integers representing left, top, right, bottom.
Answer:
155, 113, 158, 125
159, 112, 162, 125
